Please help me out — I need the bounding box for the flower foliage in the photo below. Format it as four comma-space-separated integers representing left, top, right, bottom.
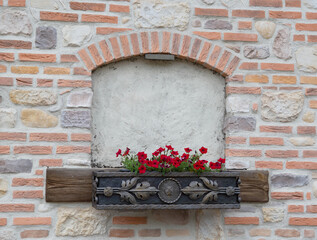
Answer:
116, 145, 226, 174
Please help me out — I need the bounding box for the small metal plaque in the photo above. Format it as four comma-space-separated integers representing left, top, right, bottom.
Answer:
158, 178, 182, 203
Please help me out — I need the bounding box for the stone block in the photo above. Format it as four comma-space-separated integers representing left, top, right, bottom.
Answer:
273, 28, 291, 60
271, 173, 309, 188
262, 207, 284, 223
0, 10, 32, 35
0, 108, 17, 128
61, 110, 91, 128
261, 91, 304, 122
35, 26, 57, 49
289, 137, 315, 146
30, 0, 59, 9
0, 159, 32, 174
67, 90, 93, 108
0, 230, 16, 240
226, 96, 249, 113
302, 111, 315, 123
255, 21, 276, 39
196, 209, 224, 240
224, 116, 256, 132
204, 19, 232, 30
152, 210, 189, 225
304, 0, 317, 8
296, 46, 317, 73
62, 25, 92, 47
21, 109, 58, 128
10, 90, 57, 106
0, 179, 8, 198
244, 45, 270, 59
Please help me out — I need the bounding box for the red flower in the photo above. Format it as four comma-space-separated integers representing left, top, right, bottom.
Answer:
181, 153, 189, 160
199, 147, 208, 154
193, 160, 206, 170
166, 145, 174, 151
152, 160, 159, 168
184, 148, 192, 153
152, 150, 160, 156
209, 162, 216, 169
123, 147, 130, 156
171, 150, 179, 156
137, 152, 147, 160
217, 158, 225, 164
138, 165, 146, 174
116, 149, 122, 157
157, 147, 165, 153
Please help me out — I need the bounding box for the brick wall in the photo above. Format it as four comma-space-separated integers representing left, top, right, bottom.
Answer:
1, 0, 317, 239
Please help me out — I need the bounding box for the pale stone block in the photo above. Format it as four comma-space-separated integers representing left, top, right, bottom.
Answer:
0, 108, 17, 128
296, 46, 317, 73
62, 25, 93, 47
302, 111, 315, 123
262, 207, 284, 223
21, 109, 58, 128
67, 90, 93, 108
0, 179, 8, 198
196, 209, 224, 240
255, 21, 276, 39
244, 45, 270, 59
289, 137, 315, 146
273, 28, 291, 60
30, 0, 59, 9
0, 10, 32, 35
271, 173, 309, 188
10, 90, 57, 106
226, 96, 249, 113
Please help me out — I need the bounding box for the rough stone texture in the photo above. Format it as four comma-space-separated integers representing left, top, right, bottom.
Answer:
0, 108, 17, 128
38, 203, 52, 212
196, 210, 224, 240
313, 181, 317, 198
0, 179, 8, 198
228, 228, 245, 237
296, 46, 317, 73
225, 44, 240, 53
204, 19, 232, 30
202, 0, 215, 5
152, 210, 189, 225
0, 10, 32, 35
67, 90, 93, 108
289, 137, 315, 146
271, 173, 309, 188
192, 19, 202, 27
122, 17, 130, 24
262, 207, 285, 223
221, 0, 248, 8
255, 21, 276, 39
10, 90, 57, 106
0, 230, 17, 240
30, 0, 59, 9
224, 116, 256, 132
133, 0, 190, 31
0, 159, 32, 173
243, 45, 270, 59
35, 26, 57, 49
55, 207, 112, 236
21, 109, 58, 128
65, 159, 90, 166
303, 111, 315, 123
273, 28, 291, 60
226, 96, 249, 113
92, 58, 225, 167
62, 25, 93, 47
304, 0, 317, 8
226, 159, 250, 169
261, 91, 304, 122
61, 110, 91, 128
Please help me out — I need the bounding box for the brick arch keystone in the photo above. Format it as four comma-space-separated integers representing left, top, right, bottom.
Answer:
76, 31, 241, 77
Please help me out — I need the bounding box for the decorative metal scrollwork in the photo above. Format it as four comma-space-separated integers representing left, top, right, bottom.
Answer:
158, 178, 182, 203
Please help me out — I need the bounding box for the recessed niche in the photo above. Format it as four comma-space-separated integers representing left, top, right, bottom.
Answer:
91, 57, 225, 167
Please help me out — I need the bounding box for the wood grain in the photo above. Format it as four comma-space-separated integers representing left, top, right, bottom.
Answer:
46, 168, 269, 203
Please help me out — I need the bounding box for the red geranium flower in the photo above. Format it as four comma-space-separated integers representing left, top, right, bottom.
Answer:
137, 152, 147, 160
138, 165, 146, 174
181, 153, 189, 160
116, 149, 122, 157
209, 162, 216, 169
166, 145, 174, 151
199, 147, 208, 154
184, 148, 192, 153
171, 150, 179, 156
151, 160, 159, 168
123, 147, 130, 156
217, 158, 225, 164
157, 147, 165, 153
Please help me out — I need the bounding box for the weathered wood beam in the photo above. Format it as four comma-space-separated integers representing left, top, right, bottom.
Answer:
46, 168, 269, 203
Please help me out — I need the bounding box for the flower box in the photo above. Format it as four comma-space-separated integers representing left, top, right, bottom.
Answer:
92, 170, 240, 210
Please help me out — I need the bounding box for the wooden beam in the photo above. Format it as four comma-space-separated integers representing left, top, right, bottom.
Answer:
46, 168, 269, 203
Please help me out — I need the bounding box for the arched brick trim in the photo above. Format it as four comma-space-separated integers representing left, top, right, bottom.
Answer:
76, 31, 241, 78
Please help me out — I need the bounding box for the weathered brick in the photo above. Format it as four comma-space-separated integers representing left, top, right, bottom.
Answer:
303, 150, 317, 158
44, 67, 70, 75
297, 126, 316, 135
265, 150, 298, 158
19, 53, 56, 62
0, 65, 6, 73
271, 192, 303, 200
109, 37, 122, 59
193, 31, 221, 41
35, 170, 43, 175
260, 125, 292, 133
0, 159, 32, 173
0, 146, 10, 154
0, 52, 14, 61
232, 10, 265, 18
11, 66, 39, 74
81, 14, 118, 23
73, 67, 91, 76
40, 12, 78, 22
8, 0, 25, 6
16, 78, 32, 86
0, 132, 26, 141
0, 218, 7, 226
171, 33, 181, 55
250, 0, 282, 7
225, 217, 259, 225
261, 63, 294, 71
224, 33, 258, 42
304, 230, 315, 238
245, 75, 268, 83
14, 146, 52, 155
195, 8, 228, 17
226, 136, 246, 144
308, 35, 317, 42
166, 229, 190, 237
150, 32, 159, 53
130, 33, 140, 55
310, 100, 317, 109
239, 62, 258, 70
109, 229, 134, 238
97, 27, 132, 35
139, 229, 161, 237
275, 229, 300, 238
20, 230, 49, 239
294, 34, 305, 41
226, 87, 261, 95
12, 178, 43, 187
71, 133, 91, 142
287, 161, 317, 169
269, 11, 302, 19
56, 146, 91, 154
30, 133, 67, 142
250, 137, 283, 145
273, 75, 297, 84
119, 35, 131, 57
249, 228, 271, 237
78, 48, 95, 70
307, 12, 317, 19
39, 159, 63, 167
296, 23, 317, 31
13, 190, 43, 199
255, 161, 283, 169
288, 205, 304, 213
61, 54, 79, 63
14, 217, 51, 225
0, 204, 34, 212
70, 2, 106, 11
226, 149, 262, 157
0, 40, 31, 49
113, 216, 147, 225
58, 80, 92, 88
37, 79, 53, 87
110, 4, 130, 13
301, 76, 317, 85
0, 77, 13, 86
286, 0, 301, 7
289, 218, 317, 226
238, 21, 252, 30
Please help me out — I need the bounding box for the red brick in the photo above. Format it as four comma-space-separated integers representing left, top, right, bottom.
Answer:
13, 190, 43, 199
128, 33, 140, 56
19, 53, 56, 62
16, 78, 32, 86
304, 230, 315, 238
35, 170, 43, 175
301, 76, 317, 85
224, 33, 257, 42
8, 0, 25, 6
260, 125, 292, 134
226, 86, 261, 95
238, 21, 252, 30
171, 33, 181, 55
110, 4, 130, 13
226, 136, 246, 144
11, 66, 39, 74
70, 2, 106, 11
97, 27, 132, 35
193, 31, 221, 41
40, 12, 78, 22
250, 0, 282, 7
0, 132, 26, 141
306, 205, 317, 213
150, 32, 159, 53
30, 133, 67, 142
109, 229, 134, 238
250, 137, 283, 145
39, 159, 63, 167
308, 35, 317, 42
269, 11, 302, 19
261, 63, 294, 71
21, 230, 49, 239
307, 192, 311, 200
265, 150, 298, 158
287, 161, 317, 169
296, 23, 317, 31
0, 0, 2, 5
0, 218, 7, 226
14, 217, 51, 226
239, 62, 258, 71
138, 229, 161, 237
0, 65, 6, 73
162, 32, 172, 54
0, 77, 13, 86
232, 10, 265, 18
245, 74, 268, 83
109, 37, 122, 59
307, 12, 317, 19
0, 146, 10, 154
195, 8, 228, 17
197, 42, 211, 64
271, 192, 303, 200
226, 149, 262, 157
0, 204, 34, 212
273, 75, 297, 84
14, 146, 52, 155
225, 217, 259, 225
289, 218, 317, 226
303, 150, 317, 158
275, 229, 300, 238
223, 56, 240, 77
71, 133, 91, 142
99, 40, 114, 62
12, 178, 43, 187
73, 67, 91, 76
0, 40, 31, 49
249, 228, 271, 237
78, 48, 95, 71
88, 44, 104, 66
179, 35, 191, 58
288, 205, 304, 213
44, 67, 70, 75
294, 34, 305, 41
0, 52, 14, 61
61, 54, 79, 63
113, 216, 147, 225
215, 50, 231, 73
310, 100, 317, 109
56, 146, 91, 154
140, 32, 150, 54
82, 14, 117, 23
286, 0, 301, 7
255, 161, 283, 169
58, 79, 91, 88
207, 45, 221, 67
297, 126, 316, 135
226, 75, 243, 83
119, 35, 131, 57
